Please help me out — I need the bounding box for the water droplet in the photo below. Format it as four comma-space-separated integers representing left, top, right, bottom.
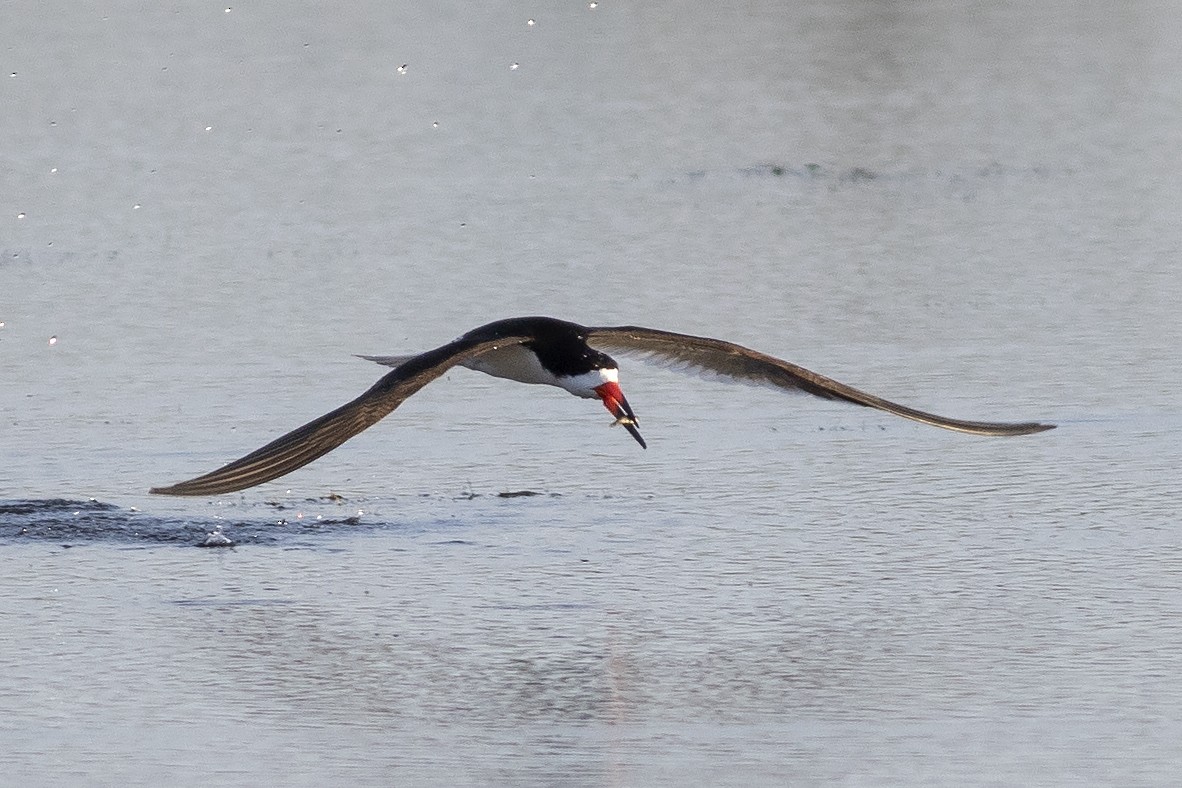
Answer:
50, 167, 57, 173
432, 121, 439, 128
396, 64, 407, 75
16, 212, 25, 219
48, 336, 58, 345
588, 1, 598, 7
133, 204, 141, 210
510, 62, 519, 70
224, 7, 232, 13
201, 527, 234, 547
527, 19, 535, 26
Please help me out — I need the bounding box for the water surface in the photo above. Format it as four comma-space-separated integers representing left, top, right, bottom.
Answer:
3, 1, 1180, 785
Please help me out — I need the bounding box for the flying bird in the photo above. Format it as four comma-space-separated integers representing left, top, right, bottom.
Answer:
150, 316, 1054, 495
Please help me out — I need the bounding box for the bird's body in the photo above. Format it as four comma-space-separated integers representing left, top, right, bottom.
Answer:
150, 316, 1054, 496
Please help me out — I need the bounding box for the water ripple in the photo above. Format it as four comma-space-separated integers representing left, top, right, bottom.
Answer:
0, 498, 377, 547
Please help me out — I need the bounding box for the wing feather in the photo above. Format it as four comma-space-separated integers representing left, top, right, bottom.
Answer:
587, 325, 1054, 436
150, 334, 530, 496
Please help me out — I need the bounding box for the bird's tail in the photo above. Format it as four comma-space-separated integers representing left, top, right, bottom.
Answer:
356, 354, 418, 368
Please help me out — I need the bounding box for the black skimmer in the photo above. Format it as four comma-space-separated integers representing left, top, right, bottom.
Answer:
150, 316, 1054, 496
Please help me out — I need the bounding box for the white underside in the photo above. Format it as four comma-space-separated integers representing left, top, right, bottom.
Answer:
364, 345, 618, 399
462, 344, 557, 386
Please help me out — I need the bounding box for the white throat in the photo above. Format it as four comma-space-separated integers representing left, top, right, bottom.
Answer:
557, 367, 619, 399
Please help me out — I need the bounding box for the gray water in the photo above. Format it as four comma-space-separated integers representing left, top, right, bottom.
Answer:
3, 1, 1180, 785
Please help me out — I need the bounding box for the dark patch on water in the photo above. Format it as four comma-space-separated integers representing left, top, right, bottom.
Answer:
684, 160, 1072, 188
451, 489, 558, 500
0, 498, 379, 548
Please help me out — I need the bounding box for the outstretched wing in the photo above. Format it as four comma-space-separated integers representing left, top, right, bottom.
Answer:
150, 334, 531, 496
586, 325, 1054, 436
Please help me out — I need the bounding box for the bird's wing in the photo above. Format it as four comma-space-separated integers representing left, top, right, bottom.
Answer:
586, 325, 1054, 436
150, 334, 532, 496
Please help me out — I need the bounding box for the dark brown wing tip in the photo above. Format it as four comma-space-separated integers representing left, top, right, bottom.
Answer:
150, 476, 251, 496
149, 483, 211, 496
981, 421, 1055, 436
949, 420, 1056, 436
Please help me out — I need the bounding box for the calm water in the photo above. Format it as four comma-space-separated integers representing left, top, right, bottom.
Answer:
3, 1, 1181, 785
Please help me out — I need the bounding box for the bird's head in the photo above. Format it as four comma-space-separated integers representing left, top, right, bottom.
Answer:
556, 361, 647, 449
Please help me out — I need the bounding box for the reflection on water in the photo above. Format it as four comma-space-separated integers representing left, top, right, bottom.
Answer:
4, 446, 1180, 784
